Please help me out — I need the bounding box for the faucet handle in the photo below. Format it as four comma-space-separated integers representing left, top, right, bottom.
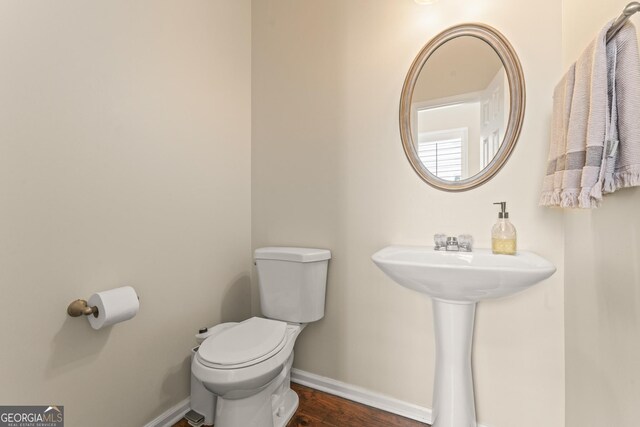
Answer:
458, 234, 473, 252
446, 236, 459, 251
434, 233, 446, 250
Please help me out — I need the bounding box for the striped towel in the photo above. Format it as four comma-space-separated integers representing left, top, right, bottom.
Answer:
540, 22, 640, 208
603, 23, 640, 193
540, 66, 575, 206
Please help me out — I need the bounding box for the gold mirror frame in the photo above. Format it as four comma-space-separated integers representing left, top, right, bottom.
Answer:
399, 23, 525, 192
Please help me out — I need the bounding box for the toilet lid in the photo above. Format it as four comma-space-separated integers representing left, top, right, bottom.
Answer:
198, 317, 287, 367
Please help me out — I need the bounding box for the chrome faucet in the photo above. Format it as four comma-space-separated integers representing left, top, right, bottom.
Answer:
434, 234, 473, 252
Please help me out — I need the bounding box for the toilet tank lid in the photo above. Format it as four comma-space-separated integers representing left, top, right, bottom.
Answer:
255, 247, 331, 263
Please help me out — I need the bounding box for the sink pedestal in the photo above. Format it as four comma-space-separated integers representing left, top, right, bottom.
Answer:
372, 246, 557, 427
432, 300, 477, 427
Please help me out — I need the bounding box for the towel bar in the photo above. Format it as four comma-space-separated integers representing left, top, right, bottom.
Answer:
607, 2, 640, 42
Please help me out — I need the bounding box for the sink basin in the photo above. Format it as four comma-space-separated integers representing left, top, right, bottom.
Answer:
372, 245, 556, 427
371, 245, 556, 302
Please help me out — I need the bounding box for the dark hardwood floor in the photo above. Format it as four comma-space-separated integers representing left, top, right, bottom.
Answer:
172, 383, 429, 427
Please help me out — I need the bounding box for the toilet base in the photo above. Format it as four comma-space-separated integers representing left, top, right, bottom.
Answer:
273, 388, 298, 427
190, 347, 216, 425
214, 353, 298, 427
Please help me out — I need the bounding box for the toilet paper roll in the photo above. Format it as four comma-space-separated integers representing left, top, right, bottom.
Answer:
87, 286, 139, 330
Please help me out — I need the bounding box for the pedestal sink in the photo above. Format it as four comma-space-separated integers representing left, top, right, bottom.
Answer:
371, 246, 556, 427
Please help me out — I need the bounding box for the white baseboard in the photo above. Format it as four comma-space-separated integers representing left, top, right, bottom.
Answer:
291, 368, 432, 424
143, 398, 190, 427
291, 368, 490, 427
145, 370, 491, 427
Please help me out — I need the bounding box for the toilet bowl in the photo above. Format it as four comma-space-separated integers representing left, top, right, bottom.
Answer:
192, 317, 304, 427
191, 247, 331, 427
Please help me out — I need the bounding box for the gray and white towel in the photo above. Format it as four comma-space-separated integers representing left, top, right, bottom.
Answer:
541, 22, 640, 208
604, 23, 640, 192
540, 65, 575, 206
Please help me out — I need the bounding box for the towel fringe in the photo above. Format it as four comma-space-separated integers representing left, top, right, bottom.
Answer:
547, 170, 640, 207
539, 192, 554, 206
602, 175, 617, 193
611, 167, 640, 192
542, 172, 640, 207
557, 189, 603, 209
589, 183, 603, 201
539, 189, 563, 207
579, 187, 602, 209
559, 190, 580, 208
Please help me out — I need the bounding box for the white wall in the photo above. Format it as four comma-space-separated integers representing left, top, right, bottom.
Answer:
252, 1, 564, 426
562, 2, 640, 426
0, 1, 251, 426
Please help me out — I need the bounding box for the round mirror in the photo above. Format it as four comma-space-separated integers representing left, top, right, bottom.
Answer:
400, 24, 525, 191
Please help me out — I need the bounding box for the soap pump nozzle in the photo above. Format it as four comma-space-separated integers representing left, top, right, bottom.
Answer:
493, 201, 509, 219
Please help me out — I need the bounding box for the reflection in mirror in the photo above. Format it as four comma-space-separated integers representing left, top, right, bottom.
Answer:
411, 36, 509, 181
400, 24, 525, 191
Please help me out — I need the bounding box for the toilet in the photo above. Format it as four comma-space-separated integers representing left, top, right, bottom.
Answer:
191, 247, 331, 427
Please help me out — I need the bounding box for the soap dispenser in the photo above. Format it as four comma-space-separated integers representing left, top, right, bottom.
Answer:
492, 202, 517, 255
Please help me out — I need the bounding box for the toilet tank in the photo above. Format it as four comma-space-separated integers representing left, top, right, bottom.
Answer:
254, 247, 331, 323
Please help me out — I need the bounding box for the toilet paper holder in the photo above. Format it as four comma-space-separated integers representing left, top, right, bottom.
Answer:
67, 299, 99, 318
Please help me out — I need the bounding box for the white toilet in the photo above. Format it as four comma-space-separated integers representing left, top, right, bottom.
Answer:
191, 247, 331, 427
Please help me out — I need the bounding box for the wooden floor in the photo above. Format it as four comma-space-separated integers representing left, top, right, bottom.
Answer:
172, 383, 429, 427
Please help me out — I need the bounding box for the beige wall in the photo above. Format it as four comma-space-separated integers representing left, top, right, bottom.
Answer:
0, 1, 251, 426
562, 2, 640, 426
11, 2, 632, 426
252, 1, 564, 426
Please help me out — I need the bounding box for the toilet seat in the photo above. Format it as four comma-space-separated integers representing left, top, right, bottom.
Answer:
197, 317, 288, 370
